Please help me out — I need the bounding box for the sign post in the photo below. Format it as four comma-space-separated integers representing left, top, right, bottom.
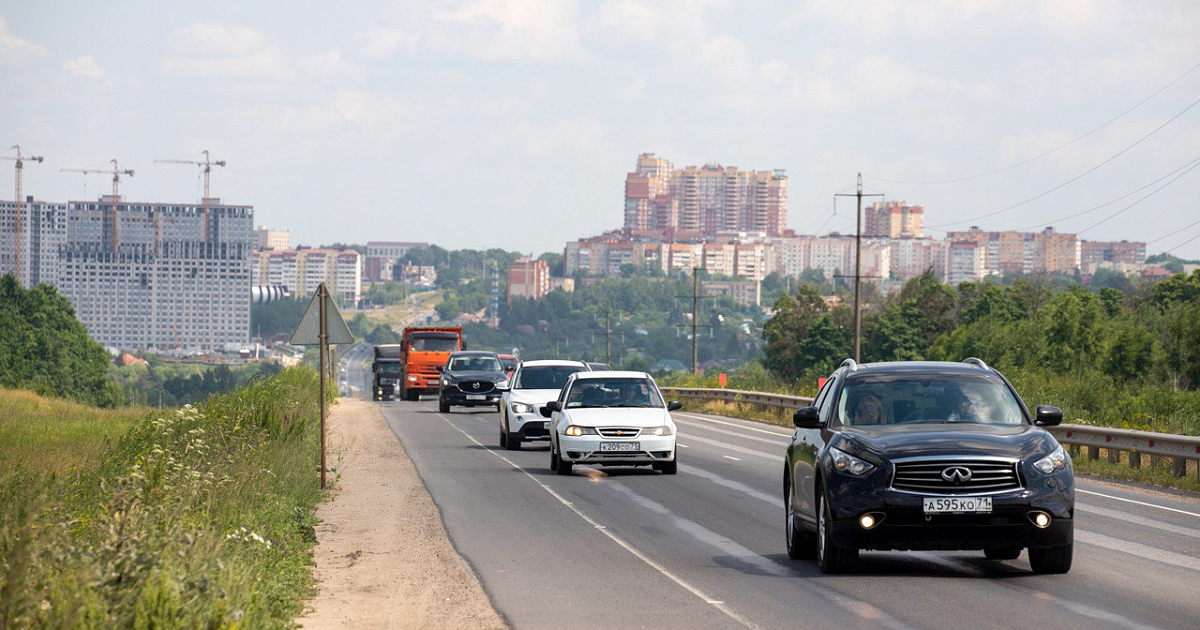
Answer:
290, 283, 354, 489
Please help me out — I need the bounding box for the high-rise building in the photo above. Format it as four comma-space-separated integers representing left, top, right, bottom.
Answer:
56, 196, 253, 352
947, 227, 1080, 275
1080, 240, 1146, 273
363, 241, 428, 282
0, 197, 67, 287
945, 240, 986, 286
622, 153, 788, 238
865, 201, 924, 238
254, 227, 290, 250
507, 258, 550, 303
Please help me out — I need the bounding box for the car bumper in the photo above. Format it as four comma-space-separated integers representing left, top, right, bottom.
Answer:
510, 414, 551, 440
442, 390, 502, 406
558, 434, 677, 464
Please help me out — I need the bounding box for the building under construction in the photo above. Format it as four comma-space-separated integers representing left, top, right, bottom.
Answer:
1, 195, 254, 352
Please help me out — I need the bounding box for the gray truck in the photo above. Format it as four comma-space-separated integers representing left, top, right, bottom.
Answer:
372, 344, 403, 401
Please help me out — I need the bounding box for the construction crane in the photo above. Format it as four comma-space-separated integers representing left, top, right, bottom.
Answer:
1, 145, 44, 286
61, 159, 134, 251
154, 150, 225, 242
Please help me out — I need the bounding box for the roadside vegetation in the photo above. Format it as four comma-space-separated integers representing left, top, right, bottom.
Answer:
0, 367, 324, 629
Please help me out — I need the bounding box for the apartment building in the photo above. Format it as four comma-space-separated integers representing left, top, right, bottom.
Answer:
947, 227, 1081, 275
55, 196, 253, 352
622, 153, 789, 238
252, 247, 361, 307
507, 258, 550, 303
1080, 240, 1147, 274
0, 197, 67, 287
865, 201, 925, 238
945, 240, 986, 286
362, 240, 429, 282
254, 227, 290, 250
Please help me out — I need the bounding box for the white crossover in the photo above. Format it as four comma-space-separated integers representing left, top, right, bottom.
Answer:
499, 360, 590, 450
541, 371, 681, 475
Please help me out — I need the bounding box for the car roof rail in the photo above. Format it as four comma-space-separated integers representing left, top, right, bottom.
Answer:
840, 358, 858, 372
962, 357, 991, 371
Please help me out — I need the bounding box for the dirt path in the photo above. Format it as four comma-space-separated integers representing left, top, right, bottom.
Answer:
296, 399, 508, 630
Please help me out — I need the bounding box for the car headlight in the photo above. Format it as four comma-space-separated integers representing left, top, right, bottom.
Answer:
1033, 444, 1068, 474
642, 426, 674, 436
511, 402, 535, 414
408, 375, 418, 382
441, 377, 451, 386
829, 446, 874, 476
564, 425, 598, 437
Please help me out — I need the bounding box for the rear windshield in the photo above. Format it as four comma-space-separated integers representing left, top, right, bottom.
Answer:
564, 378, 663, 409
449, 356, 502, 372
515, 365, 585, 390
411, 336, 458, 352
836, 373, 1026, 427
500, 358, 518, 372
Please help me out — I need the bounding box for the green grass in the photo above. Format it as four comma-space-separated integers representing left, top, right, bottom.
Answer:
0, 367, 326, 629
0, 389, 147, 475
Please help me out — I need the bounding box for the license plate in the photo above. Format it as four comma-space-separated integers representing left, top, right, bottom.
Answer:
466, 394, 486, 401
923, 497, 992, 514
599, 441, 640, 452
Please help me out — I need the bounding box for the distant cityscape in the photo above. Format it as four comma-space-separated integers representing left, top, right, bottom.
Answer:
0, 151, 1181, 355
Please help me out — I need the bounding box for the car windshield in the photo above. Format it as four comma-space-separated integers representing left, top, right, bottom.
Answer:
516, 365, 585, 390
410, 336, 458, 352
449, 356, 502, 372
373, 364, 401, 374
500, 358, 518, 372
564, 378, 663, 408
836, 373, 1026, 427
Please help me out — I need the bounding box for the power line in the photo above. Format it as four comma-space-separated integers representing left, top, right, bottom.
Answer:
1014, 155, 1200, 231
867, 59, 1200, 185
928, 92, 1200, 229
1074, 159, 1200, 235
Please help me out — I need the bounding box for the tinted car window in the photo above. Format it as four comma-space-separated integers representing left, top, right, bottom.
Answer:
449, 356, 502, 372
564, 378, 664, 408
411, 336, 458, 352
836, 373, 1025, 426
516, 366, 586, 390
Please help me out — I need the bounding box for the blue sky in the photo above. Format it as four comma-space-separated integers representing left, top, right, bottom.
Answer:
2, 0, 1199, 259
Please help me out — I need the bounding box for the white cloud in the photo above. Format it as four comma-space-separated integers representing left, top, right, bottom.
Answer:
301, 50, 365, 82
175, 23, 270, 56
162, 23, 290, 82
431, 0, 589, 63
354, 28, 421, 60
63, 55, 106, 80
0, 15, 45, 65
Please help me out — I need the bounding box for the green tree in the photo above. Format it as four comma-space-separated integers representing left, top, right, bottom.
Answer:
1040, 288, 1105, 375
869, 300, 925, 362
1104, 323, 1154, 383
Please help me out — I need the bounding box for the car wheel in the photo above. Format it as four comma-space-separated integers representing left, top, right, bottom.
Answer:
660, 452, 677, 475
550, 444, 559, 471
786, 476, 817, 560
406, 389, 420, 402
506, 433, 522, 450
439, 398, 450, 413
817, 489, 858, 573
555, 444, 573, 475
985, 546, 1022, 561
499, 429, 507, 448
1028, 544, 1072, 574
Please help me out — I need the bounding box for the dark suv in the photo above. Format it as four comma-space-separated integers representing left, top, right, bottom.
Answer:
784, 358, 1073, 574
438, 351, 509, 413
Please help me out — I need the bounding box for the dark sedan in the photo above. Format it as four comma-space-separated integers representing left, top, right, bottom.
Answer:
784, 358, 1073, 574
438, 351, 509, 413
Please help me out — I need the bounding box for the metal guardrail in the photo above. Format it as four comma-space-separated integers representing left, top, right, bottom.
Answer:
662, 387, 1200, 482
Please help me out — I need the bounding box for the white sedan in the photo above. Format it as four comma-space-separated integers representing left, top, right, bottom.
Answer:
499, 359, 590, 450
541, 371, 680, 475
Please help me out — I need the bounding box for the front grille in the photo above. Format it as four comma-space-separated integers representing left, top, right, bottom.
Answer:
597, 427, 641, 438
456, 381, 495, 393
891, 458, 1023, 495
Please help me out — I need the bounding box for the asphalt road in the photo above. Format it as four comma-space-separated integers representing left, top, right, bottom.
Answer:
343, 353, 1200, 630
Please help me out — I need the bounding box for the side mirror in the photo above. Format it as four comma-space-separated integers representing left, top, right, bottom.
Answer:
793, 406, 821, 429
667, 400, 682, 411
1035, 405, 1063, 426
540, 400, 561, 418
539, 406, 552, 418
435, 365, 444, 373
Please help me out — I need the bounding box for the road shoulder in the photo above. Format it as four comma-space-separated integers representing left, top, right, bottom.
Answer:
296, 398, 507, 630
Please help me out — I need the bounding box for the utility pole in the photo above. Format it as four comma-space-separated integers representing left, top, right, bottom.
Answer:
605, 306, 612, 365
2, 146, 43, 287
674, 267, 716, 375
835, 173, 883, 363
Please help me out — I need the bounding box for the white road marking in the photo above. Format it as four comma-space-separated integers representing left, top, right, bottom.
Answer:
678, 443, 690, 448
674, 416, 792, 447
1078, 489, 1200, 518
1076, 529, 1200, 573
682, 433, 781, 462
676, 412, 793, 436
431, 410, 763, 630
1076, 503, 1200, 539
723, 455, 742, 461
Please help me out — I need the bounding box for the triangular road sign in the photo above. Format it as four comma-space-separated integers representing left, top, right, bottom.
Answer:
289, 285, 355, 346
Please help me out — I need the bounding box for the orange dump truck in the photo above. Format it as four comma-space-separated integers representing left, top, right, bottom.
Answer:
398, 326, 465, 401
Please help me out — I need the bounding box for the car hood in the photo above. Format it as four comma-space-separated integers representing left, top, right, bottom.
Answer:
509, 389, 562, 405
563, 407, 671, 428
839, 423, 1052, 461
445, 371, 507, 381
